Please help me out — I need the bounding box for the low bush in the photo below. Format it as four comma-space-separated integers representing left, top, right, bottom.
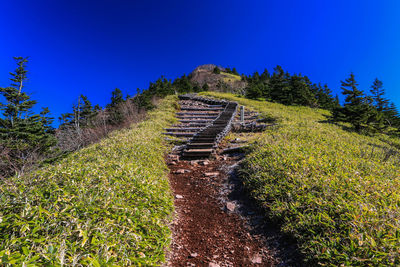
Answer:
0, 95, 178, 266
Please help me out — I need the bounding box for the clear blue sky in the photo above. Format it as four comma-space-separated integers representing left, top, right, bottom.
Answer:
1, 0, 400, 123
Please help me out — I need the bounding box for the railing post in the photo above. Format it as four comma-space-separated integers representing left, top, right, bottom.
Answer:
240, 106, 244, 123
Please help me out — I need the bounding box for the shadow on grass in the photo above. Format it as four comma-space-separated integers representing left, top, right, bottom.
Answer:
224, 156, 306, 267
318, 114, 358, 133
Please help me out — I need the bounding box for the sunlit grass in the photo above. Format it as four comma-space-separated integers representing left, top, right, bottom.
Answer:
0, 95, 178, 266
201, 92, 400, 265
220, 71, 241, 83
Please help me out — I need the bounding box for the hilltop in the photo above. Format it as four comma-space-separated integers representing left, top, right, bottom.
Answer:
189, 64, 247, 93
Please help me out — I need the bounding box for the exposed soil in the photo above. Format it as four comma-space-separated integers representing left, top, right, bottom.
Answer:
166, 142, 303, 267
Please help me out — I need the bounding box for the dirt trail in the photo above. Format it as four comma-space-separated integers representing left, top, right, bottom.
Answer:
166, 154, 270, 266
165, 140, 302, 267
165, 95, 302, 266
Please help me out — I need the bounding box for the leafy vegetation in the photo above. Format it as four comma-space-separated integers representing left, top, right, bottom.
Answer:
0, 96, 177, 266
0, 57, 56, 178
332, 73, 385, 133
201, 92, 400, 265
242, 65, 337, 111
221, 71, 242, 83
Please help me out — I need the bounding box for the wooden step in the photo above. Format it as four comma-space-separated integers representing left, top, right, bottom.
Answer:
163, 132, 195, 137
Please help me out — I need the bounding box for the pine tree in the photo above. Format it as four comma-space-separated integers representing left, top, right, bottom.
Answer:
370, 78, 389, 112
213, 67, 220, 74
60, 95, 95, 129
202, 83, 209, 91
313, 83, 335, 110
172, 75, 192, 93
335, 73, 377, 131
245, 83, 263, 99
269, 66, 292, 104
260, 69, 270, 81
107, 88, 124, 109
231, 67, 239, 75
289, 74, 316, 107
94, 104, 102, 112
106, 88, 125, 124
40, 107, 55, 134
0, 57, 56, 176
383, 102, 400, 127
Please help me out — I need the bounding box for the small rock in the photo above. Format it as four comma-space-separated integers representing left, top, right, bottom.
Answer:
190, 160, 198, 166
175, 169, 189, 174
208, 262, 220, 267
169, 161, 177, 165
189, 252, 198, 258
199, 160, 209, 166
232, 137, 247, 143
251, 254, 262, 264
175, 194, 183, 199
204, 172, 219, 177
169, 154, 179, 160
226, 202, 236, 212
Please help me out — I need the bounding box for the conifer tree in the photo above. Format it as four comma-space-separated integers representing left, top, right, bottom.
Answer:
60, 95, 95, 129
213, 67, 220, 74
334, 73, 379, 131
107, 88, 125, 124
231, 67, 239, 75
260, 69, 270, 81
269, 66, 292, 104
289, 74, 316, 107
107, 88, 124, 109
0, 57, 56, 176
370, 78, 389, 112
383, 102, 400, 128
245, 83, 263, 99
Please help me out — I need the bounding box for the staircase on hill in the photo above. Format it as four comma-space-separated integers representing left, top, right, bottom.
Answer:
163, 94, 238, 159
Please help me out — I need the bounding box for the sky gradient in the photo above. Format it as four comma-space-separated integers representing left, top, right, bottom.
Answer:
1, 0, 400, 124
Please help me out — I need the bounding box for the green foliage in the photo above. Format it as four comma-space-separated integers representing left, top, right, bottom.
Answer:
60, 95, 96, 128
231, 67, 239, 75
172, 74, 192, 94
106, 88, 125, 124
213, 66, 221, 74
107, 88, 124, 109
0, 57, 56, 177
333, 73, 384, 132
0, 96, 178, 266
370, 78, 388, 113
201, 92, 400, 265
245, 83, 264, 99
135, 74, 203, 110
243, 65, 335, 110
369, 79, 400, 129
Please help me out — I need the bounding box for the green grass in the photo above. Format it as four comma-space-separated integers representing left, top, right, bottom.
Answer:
201, 92, 400, 266
220, 71, 242, 83
0, 96, 178, 266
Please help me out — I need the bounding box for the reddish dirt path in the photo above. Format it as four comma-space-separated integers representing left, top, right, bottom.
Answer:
166, 151, 278, 267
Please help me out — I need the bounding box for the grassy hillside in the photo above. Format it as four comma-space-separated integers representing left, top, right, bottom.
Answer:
220, 71, 242, 83
0, 96, 178, 266
201, 92, 400, 265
